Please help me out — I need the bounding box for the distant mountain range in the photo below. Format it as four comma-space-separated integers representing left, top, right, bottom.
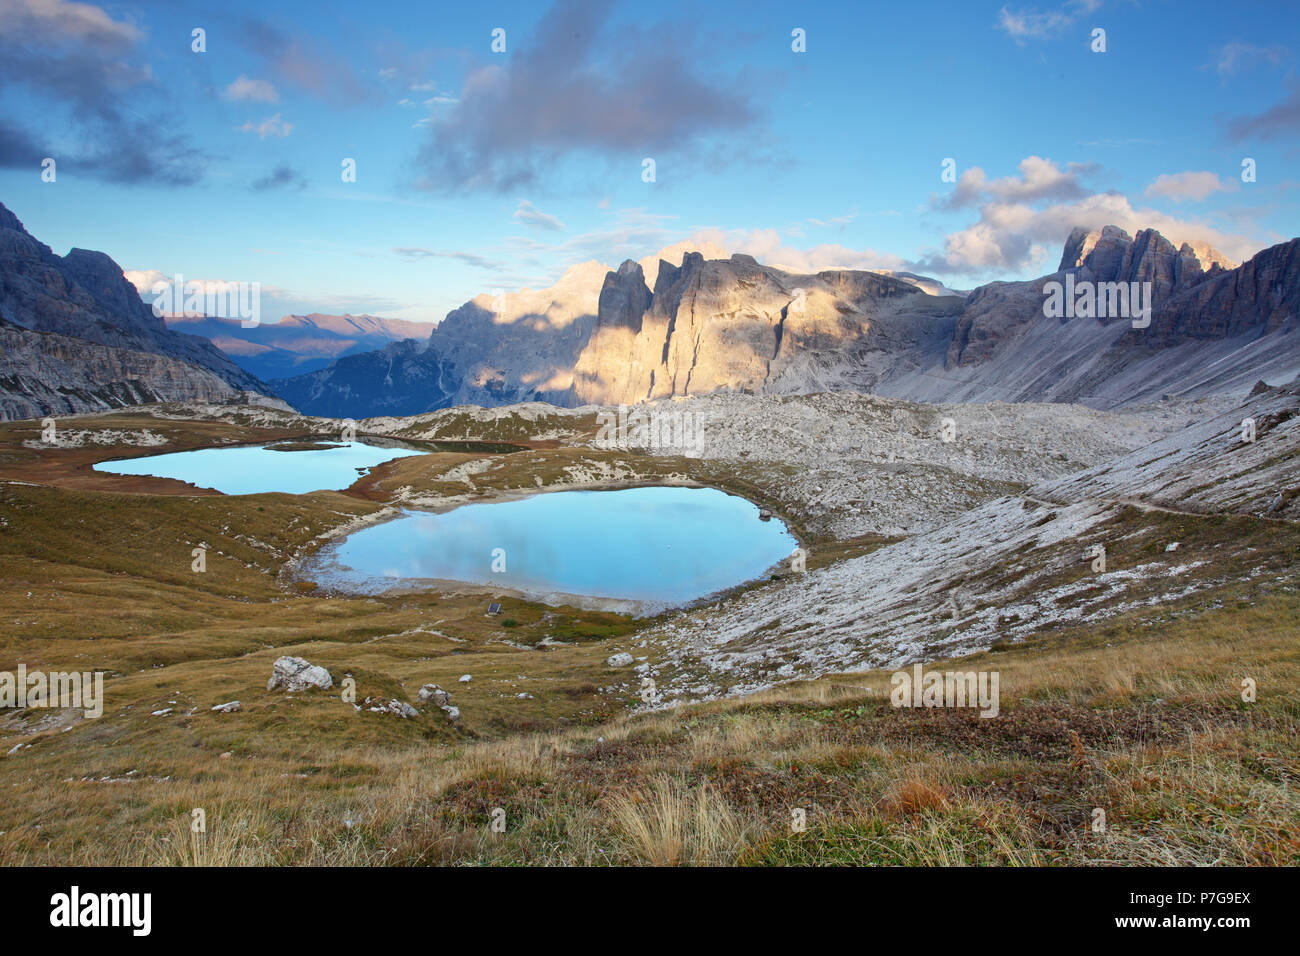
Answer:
163, 313, 435, 381
2, 194, 1296, 423
276, 226, 1300, 417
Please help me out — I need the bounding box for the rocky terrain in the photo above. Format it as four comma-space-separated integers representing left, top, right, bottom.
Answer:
0, 202, 276, 421
635, 381, 1300, 702
0, 323, 272, 421
276, 226, 1300, 418
1, 373, 1294, 867
617, 390, 1234, 538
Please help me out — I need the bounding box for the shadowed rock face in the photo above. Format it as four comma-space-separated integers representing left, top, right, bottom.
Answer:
597, 260, 652, 333
0, 201, 272, 420
0, 322, 252, 420
1058, 224, 1232, 305
1121, 238, 1300, 347
949, 226, 1237, 370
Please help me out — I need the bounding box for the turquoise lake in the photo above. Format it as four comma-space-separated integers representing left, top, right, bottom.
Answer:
92, 441, 425, 495
303, 486, 797, 607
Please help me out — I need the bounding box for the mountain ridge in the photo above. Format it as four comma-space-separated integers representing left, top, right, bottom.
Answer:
162, 312, 436, 380
276, 225, 1298, 417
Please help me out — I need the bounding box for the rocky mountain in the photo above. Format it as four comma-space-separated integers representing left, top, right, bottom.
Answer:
0, 319, 261, 421
277, 224, 1297, 418
883, 227, 1300, 407
274, 261, 604, 417
163, 312, 436, 381
0, 201, 275, 421
570, 252, 961, 405
275, 254, 964, 417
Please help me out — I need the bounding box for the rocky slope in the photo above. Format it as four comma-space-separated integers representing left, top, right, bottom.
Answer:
0, 202, 274, 421
163, 312, 435, 381
0, 321, 265, 421
882, 228, 1300, 406
638, 381, 1300, 702
279, 226, 1298, 417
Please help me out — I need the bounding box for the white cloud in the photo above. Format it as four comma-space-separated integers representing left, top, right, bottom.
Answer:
124, 270, 286, 299
512, 199, 566, 232
1144, 171, 1237, 202
123, 269, 167, 292
915, 154, 1275, 276
236, 113, 292, 139
940, 156, 1094, 209
997, 0, 1102, 43
1214, 41, 1289, 76
0, 0, 141, 46
659, 228, 905, 278
221, 75, 279, 103
924, 191, 1265, 276
805, 209, 858, 230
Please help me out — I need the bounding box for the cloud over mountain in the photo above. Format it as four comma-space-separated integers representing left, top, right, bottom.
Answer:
414, 0, 757, 192
920, 156, 1267, 275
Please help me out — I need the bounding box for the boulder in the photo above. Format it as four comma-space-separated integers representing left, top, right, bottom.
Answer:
267, 656, 333, 692
606, 652, 635, 668
418, 683, 450, 707
211, 700, 241, 713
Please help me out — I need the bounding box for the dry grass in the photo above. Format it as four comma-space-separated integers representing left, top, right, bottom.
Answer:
0, 410, 1296, 866
607, 776, 750, 866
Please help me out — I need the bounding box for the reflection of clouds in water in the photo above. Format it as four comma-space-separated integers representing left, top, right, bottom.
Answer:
94, 441, 422, 494
324, 487, 795, 604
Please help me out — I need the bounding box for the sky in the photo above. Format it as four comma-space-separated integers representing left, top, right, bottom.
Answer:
1, 0, 1297, 324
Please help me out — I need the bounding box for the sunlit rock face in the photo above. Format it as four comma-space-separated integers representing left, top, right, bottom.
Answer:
571, 251, 960, 407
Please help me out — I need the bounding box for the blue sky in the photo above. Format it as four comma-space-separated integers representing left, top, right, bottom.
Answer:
1, 0, 1297, 323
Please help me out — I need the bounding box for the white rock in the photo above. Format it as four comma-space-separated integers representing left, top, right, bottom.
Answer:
211, 701, 241, 713
389, 700, 419, 719
363, 696, 419, 718
418, 683, 450, 706
267, 656, 333, 692
457, 674, 472, 683
606, 652, 634, 668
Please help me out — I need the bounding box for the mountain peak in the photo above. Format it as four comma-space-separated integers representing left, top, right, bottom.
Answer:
1059, 224, 1234, 275
0, 201, 25, 234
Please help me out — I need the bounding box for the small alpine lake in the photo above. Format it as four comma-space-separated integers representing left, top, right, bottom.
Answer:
92, 440, 427, 495
299, 485, 797, 610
